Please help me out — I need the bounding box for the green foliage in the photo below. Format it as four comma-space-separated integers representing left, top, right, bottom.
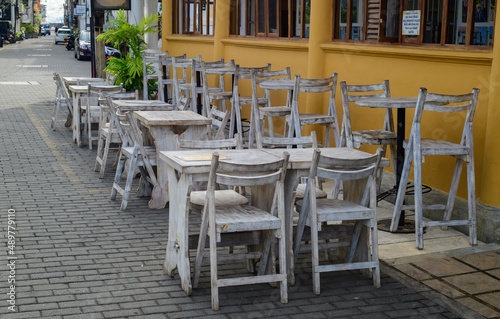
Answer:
96, 10, 159, 94
22, 23, 33, 34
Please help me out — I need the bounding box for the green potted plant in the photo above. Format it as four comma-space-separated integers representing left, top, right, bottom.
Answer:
96, 10, 159, 97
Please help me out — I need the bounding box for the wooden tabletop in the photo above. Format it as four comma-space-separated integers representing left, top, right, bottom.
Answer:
112, 100, 175, 112
134, 110, 211, 127
160, 147, 385, 174
259, 79, 294, 90
160, 149, 281, 174
62, 77, 105, 86
355, 97, 420, 109
68, 84, 116, 93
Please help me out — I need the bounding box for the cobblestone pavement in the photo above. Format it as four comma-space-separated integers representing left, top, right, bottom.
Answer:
0, 37, 474, 318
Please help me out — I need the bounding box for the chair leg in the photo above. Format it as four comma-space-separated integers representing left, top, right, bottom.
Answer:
99, 132, 114, 179
389, 143, 398, 186
466, 153, 478, 246
120, 150, 139, 211
443, 159, 464, 230
210, 228, 219, 311
311, 220, 321, 295
413, 147, 424, 250
370, 218, 381, 288
376, 146, 388, 193
193, 207, 210, 289
111, 152, 126, 200
87, 110, 93, 150
391, 143, 414, 232
94, 132, 105, 172
267, 115, 275, 138
51, 98, 59, 130
278, 229, 288, 304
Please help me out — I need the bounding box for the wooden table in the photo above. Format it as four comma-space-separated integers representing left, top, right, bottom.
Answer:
134, 110, 212, 209
68, 84, 119, 147
159, 147, 378, 295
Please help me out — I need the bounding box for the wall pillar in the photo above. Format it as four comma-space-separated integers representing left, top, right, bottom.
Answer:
144, 0, 159, 50
480, 3, 500, 207
304, 0, 333, 138
163, 0, 172, 52
213, 0, 230, 60
130, 0, 144, 26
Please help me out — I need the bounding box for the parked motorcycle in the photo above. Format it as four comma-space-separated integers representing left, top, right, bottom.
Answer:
65, 35, 75, 51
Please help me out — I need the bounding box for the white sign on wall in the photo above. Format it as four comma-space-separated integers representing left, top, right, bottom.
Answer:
402, 10, 421, 35
74, 5, 86, 16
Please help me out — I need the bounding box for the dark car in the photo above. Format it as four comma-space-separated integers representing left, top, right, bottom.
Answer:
74, 31, 91, 60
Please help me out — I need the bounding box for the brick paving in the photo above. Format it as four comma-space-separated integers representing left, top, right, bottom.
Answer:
0, 37, 477, 319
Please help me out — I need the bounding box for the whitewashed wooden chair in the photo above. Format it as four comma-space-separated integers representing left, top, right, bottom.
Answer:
200, 60, 236, 117
158, 53, 186, 104
193, 152, 289, 310
392, 88, 480, 249
294, 148, 382, 294
230, 64, 272, 147
105, 72, 118, 85
171, 55, 202, 112
51, 73, 73, 130
94, 91, 139, 178
286, 73, 340, 148
83, 82, 123, 150
340, 80, 397, 190
110, 111, 162, 210
142, 50, 165, 100
253, 67, 292, 143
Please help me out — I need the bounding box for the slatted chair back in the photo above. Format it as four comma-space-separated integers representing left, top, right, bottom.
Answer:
158, 53, 186, 103
125, 111, 158, 186
51, 73, 74, 130
105, 93, 138, 148
142, 50, 166, 100
175, 134, 240, 151
258, 131, 317, 149
171, 55, 202, 111
208, 105, 230, 140
200, 59, 236, 116
340, 80, 392, 148
230, 64, 272, 147
289, 73, 340, 147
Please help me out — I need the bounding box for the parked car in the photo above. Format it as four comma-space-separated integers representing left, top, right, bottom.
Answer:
74, 31, 91, 60
55, 28, 71, 44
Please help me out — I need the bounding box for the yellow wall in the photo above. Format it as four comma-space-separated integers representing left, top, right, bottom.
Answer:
161, 0, 494, 203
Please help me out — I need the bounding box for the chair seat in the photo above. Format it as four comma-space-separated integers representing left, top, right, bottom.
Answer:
286, 114, 335, 125
215, 205, 281, 233
189, 189, 249, 212
294, 183, 327, 200
353, 130, 397, 145
260, 106, 291, 117
121, 146, 157, 165
239, 96, 268, 105
209, 91, 232, 100
296, 198, 373, 223
404, 139, 470, 156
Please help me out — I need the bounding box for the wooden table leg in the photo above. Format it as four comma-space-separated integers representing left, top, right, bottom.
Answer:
163, 165, 193, 295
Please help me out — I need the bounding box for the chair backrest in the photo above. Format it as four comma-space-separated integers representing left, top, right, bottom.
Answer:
258, 131, 317, 149
409, 87, 480, 149
125, 111, 158, 185
77, 79, 107, 86
142, 50, 166, 100
172, 55, 202, 110
175, 134, 240, 150
339, 80, 391, 148
208, 152, 289, 189
105, 72, 118, 85
305, 148, 381, 208
53, 73, 73, 109
87, 83, 123, 108
104, 92, 139, 147
158, 53, 187, 103
209, 105, 230, 140
232, 64, 272, 105
200, 59, 236, 116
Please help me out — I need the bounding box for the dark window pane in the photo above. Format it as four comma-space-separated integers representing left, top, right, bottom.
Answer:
269, 0, 277, 33
473, 0, 494, 45
258, 0, 265, 33
446, 0, 459, 43
385, 0, 400, 37
424, 0, 442, 43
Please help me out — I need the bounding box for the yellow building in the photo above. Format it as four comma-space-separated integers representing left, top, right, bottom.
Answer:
161, 0, 500, 243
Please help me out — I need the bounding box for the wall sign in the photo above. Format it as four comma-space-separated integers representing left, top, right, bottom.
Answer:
402, 10, 421, 35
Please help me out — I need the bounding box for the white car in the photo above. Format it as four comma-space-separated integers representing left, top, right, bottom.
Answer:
55, 28, 71, 44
